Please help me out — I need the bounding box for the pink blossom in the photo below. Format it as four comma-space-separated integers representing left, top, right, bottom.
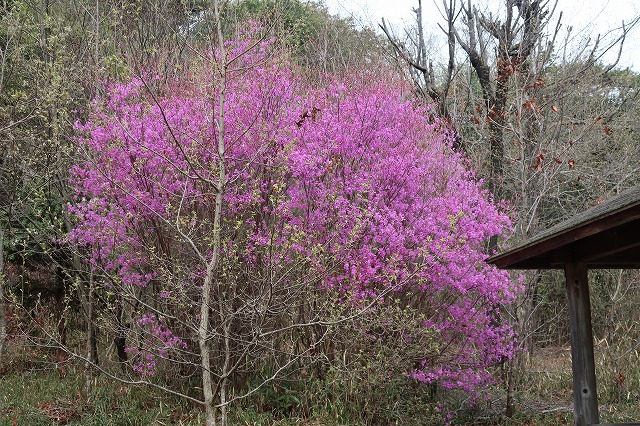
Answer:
69, 36, 518, 396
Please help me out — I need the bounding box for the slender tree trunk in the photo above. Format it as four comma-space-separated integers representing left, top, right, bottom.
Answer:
54, 275, 68, 375
200, 266, 217, 426
73, 261, 100, 387
0, 227, 6, 365
200, 2, 227, 425
86, 274, 98, 366
63, 209, 99, 391
220, 320, 231, 426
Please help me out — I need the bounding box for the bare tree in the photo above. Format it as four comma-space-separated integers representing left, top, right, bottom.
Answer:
381, 0, 460, 148
384, 0, 640, 417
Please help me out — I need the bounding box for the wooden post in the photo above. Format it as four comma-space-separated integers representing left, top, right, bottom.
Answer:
565, 262, 599, 426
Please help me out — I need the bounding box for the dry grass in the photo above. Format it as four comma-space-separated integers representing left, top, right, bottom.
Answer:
1, 338, 639, 425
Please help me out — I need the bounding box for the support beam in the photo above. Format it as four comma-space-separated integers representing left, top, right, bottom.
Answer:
565, 262, 599, 426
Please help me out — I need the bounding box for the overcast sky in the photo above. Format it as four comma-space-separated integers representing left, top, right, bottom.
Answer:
322, 0, 640, 69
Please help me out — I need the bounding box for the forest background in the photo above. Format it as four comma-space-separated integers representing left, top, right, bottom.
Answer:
1, 0, 640, 425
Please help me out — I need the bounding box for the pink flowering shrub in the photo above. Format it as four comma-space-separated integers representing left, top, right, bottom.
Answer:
125, 314, 187, 377
69, 35, 518, 399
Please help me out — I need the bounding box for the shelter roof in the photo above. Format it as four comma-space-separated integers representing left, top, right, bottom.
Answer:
488, 186, 640, 269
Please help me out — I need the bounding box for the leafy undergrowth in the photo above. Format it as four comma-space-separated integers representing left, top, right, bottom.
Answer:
460, 345, 640, 426
0, 367, 199, 425
1, 345, 639, 425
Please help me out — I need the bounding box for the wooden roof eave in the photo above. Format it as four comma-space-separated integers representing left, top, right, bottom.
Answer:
488, 186, 640, 270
